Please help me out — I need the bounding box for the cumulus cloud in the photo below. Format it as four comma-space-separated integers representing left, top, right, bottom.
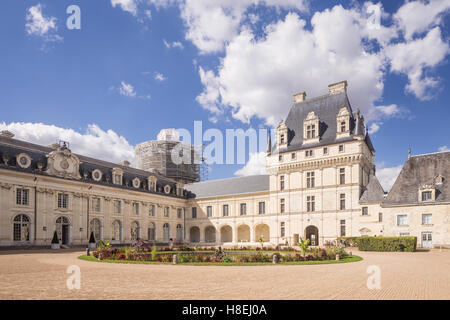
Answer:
119, 81, 137, 97
25, 4, 62, 45
439, 146, 449, 152
368, 123, 380, 134
234, 152, 267, 176
111, 0, 138, 16
154, 72, 167, 81
0, 122, 135, 164
163, 39, 184, 49
376, 163, 403, 192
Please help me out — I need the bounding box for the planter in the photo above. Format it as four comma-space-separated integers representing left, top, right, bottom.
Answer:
51, 243, 60, 250
88, 242, 96, 249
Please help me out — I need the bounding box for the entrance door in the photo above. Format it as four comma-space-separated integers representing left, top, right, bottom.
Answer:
56, 216, 70, 245
422, 232, 433, 248
305, 225, 319, 246
62, 225, 69, 245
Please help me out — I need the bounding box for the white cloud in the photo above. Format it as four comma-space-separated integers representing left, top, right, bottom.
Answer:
376, 163, 403, 192
196, 66, 223, 115
385, 27, 450, 100
119, 81, 137, 97
25, 4, 62, 44
368, 123, 380, 134
163, 39, 184, 49
154, 72, 167, 81
234, 152, 267, 176
439, 146, 449, 152
111, 0, 138, 16
0, 122, 135, 164
394, 0, 450, 40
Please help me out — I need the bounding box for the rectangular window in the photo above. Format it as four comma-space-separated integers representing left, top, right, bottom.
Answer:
258, 202, 265, 215
307, 196, 315, 212
279, 155, 283, 162
113, 174, 122, 185
323, 147, 328, 155
341, 121, 346, 132
340, 220, 346, 237
92, 198, 101, 212
291, 152, 296, 160
240, 203, 247, 216
362, 207, 368, 216
57, 193, 68, 209
207, 206, 212, 217
280, 175, 285, 190
378, 212, 383, 222
16, 189, 29, 205
149, 204, 155, 217
422, 214, 432, 225
421, 191, 432, 201
223, 204, 229, 217
339, 168, 345, 185
133, 203, 139, 215
114, 200, 121, 214
306, 172, 315, 188
280, 198, 285, 213
280, 134, 285, 144
340, 193, 346, 210
305, 150, 314, 157
177, 208, 183, 219
192, 207, 197, 219
339, 145, 344, 152
164, 206, 170, 217
280, 222, 285, 237
397, 214, 408, 226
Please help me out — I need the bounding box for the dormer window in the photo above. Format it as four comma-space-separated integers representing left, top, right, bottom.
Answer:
280, 134, 285, 144
148, 176, 157, 192
422, 191, 432, 201
112, 168, 123, 185
277, 121, 288, 148
336, 107, 350, 138
419, 186, 435, 202
340, 121, 346, 132
303, 112, 319, 144
306, 125, 316, 139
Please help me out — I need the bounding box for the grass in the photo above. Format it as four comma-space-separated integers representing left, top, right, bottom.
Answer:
78, 254, 363, 266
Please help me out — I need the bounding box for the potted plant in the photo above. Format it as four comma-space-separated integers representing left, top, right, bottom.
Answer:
51, 231, 60, 249
88, 231, 96, 249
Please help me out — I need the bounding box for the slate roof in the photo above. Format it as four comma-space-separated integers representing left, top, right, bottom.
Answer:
0, 135, 185, 198
360, 174, 385, 203
384, 151, 450, 205
185, 175, 270, 199
272, 91, 371, 153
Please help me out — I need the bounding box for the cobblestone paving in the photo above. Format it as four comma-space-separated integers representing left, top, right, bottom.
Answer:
0, 249, 449, 299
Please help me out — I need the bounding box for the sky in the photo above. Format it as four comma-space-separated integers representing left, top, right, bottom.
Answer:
0, 0, 449, 191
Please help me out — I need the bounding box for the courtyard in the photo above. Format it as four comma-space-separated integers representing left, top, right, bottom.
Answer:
0, 249, 449, 299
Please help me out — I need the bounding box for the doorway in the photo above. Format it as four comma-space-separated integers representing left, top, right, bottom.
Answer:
422, 232, 433, 248
56, 216, 70, 245
305, 225, 319, 246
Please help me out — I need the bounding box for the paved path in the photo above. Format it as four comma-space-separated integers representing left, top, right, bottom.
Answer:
0, 249, 449, 299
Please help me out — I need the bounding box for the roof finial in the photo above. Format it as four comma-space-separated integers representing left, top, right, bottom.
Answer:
408, 148, 411, 159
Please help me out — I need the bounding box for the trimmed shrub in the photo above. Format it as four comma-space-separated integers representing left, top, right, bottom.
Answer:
356, 236, 416, 252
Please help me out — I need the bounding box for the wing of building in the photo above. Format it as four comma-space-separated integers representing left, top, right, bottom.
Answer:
1, 80, 449, 248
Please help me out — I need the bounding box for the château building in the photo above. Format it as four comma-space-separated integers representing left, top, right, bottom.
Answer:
0, 81, 449, 248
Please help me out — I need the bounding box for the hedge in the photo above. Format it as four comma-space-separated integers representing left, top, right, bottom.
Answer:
342, 236, 417, 252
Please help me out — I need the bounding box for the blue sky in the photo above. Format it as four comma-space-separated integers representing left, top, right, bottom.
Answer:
0, 0, 449, 190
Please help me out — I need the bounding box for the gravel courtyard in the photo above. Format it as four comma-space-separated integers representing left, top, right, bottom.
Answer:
0, 249, 449, 300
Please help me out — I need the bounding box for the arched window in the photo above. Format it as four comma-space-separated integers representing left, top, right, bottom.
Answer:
13, 214, 30, 241
90, 218, 102, 241
176, 224, 183, 241
148, 222, 156, 241
112, 220, 122, 242
163, 223, 170, 242
131, 221, 140, 240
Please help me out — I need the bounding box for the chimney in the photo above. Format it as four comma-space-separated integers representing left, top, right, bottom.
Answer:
0, 131, 14, 138
294, 92, 306, 103
120, 160, 131, 167
328, 80, 347, 95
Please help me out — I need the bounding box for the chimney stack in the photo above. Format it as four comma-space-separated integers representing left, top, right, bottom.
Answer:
120, 160, 131, 167
328, 80, 347, 95
0, 131, 14, 138
294, 92, 306, 103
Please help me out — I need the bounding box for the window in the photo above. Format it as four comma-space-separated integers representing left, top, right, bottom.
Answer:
258, 202, 265, 214
340, 220, 346, 237
397, 214, 408, 226
339, 168, 345, 185
291, 152, 296, 160
339, 145, 344, 152
164, 207, 170, 217
280, 222, 285, 237
177, 208, 183, 219
149, 204, 155, 217
192, 207, 197, 219
147, 222, 155, 241
57, 193, 69, 209
280, 198, 285, 213
113, 173, 122, 185
280, 134, 285, 144
421, 191, 432, 201
114, 200, 121, 214
16, 189, 29, 206
112, 220, 122, 241
131, 221, 140, 240
306, 124, 316, 139
378, 212, 383, 222
305, 150, 314, 157
340, 194, 345, 210
422, 214, 432, 225
306, 172, 315, 188
133, 203, 139, 215
13, 214, 30, 242
340, 121, 346, 132
92, 198, 101, 212
207, 206, 212, 217
90, 219, 101, 241
223, 204, 229, 217
240, 203, 247, 216
280, 175, 285, 190
323, 147, 328, 155
362, 207, 368, 216
279, 155, 283, 162
307, 196, 315, 212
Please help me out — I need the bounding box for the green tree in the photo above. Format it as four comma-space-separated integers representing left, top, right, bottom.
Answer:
297, 237, 310, 257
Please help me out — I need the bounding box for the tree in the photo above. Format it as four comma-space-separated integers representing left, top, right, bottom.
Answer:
297, 237, 310, 257
51, 231, 59, 244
